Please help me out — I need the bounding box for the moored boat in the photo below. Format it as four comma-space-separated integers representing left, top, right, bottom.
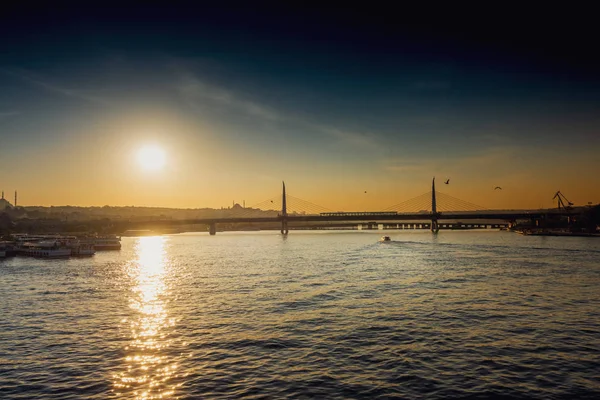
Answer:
93, 235, 121, 250
19, 240, 72, 258
380, 236, 391, 242
69, 241, 96, 256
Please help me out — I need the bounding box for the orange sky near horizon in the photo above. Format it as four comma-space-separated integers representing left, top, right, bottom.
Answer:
1, 109, 598, 212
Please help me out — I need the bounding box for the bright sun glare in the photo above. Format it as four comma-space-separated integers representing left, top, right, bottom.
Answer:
137, 145, 166, 171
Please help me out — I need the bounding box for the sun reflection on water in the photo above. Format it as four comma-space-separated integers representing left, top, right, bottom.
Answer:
113, 236, 181, 399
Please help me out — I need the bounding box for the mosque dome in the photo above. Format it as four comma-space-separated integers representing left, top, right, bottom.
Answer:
0, 191, 14, 210
0, 198, 13, 211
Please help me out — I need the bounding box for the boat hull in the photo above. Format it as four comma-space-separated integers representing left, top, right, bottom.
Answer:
71, 250, 96, 256
94, 244, 121, 250
25, 249, 72, 258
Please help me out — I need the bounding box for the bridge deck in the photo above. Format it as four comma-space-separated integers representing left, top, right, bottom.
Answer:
118, 209, 574, 228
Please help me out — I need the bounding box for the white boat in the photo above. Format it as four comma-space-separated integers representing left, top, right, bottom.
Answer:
93, 235, 121, 250
380, 236, 391, 242
20, 240, 71, 258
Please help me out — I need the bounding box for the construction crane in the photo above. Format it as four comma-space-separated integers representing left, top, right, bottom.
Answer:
553, 191, 574, 210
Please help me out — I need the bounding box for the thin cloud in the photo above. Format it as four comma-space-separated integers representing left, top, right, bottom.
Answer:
382, 161, 426, 172
177, 72, 388, 152
381, 145, 526, 177
314, 125, 384, 151
1, 68, 111, 106
0, 110, 19, 119
178, 75, 281, 121
454, 145, 523, 167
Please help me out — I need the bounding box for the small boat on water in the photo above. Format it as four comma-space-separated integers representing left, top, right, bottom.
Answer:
380, 236, 391, 242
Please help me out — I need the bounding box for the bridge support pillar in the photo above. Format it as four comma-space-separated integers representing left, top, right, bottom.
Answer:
431, 219, 439, 233
281, 181, 288, 234
209, 223, 217, 235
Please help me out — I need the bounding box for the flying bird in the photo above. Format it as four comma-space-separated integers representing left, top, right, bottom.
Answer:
494, 186, 502, 190
364, 191, 367, 193
444, 179, 450, 184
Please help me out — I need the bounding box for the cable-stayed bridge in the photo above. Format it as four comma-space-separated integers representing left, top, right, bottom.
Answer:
118, 179, 580, 234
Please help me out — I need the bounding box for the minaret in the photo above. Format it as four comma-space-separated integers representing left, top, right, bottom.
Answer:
15, 190, 17, 207
1, 191, 4, 200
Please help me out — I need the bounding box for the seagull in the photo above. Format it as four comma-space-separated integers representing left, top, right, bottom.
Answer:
364, 191, 367, 193
494, 186, 502, 190
444, 179, 450, 184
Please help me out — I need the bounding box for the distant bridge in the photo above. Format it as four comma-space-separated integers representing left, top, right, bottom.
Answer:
116, 179, 581, 235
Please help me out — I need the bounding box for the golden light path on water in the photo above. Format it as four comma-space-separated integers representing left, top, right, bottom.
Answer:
113, 236, 181, 399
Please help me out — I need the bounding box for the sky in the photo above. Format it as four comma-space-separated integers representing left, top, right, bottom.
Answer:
1, 4, 599, 211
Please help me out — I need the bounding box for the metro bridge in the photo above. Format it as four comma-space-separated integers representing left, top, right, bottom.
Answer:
116, 179, 579, 235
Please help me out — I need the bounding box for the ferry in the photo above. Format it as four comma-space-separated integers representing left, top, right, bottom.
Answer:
7, 234, 119, 257
19, 240, 71, 258
68, 240, 96, 257
93, 235, 121, 250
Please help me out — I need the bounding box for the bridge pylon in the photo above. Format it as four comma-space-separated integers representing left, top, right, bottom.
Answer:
431, 177, 440, 233
281, 181, 288, 234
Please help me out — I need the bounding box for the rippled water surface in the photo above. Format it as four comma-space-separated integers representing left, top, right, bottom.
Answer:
1, 231, 599, 399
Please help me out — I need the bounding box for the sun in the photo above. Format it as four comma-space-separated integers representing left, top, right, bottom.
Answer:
136, 145, 166, 171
